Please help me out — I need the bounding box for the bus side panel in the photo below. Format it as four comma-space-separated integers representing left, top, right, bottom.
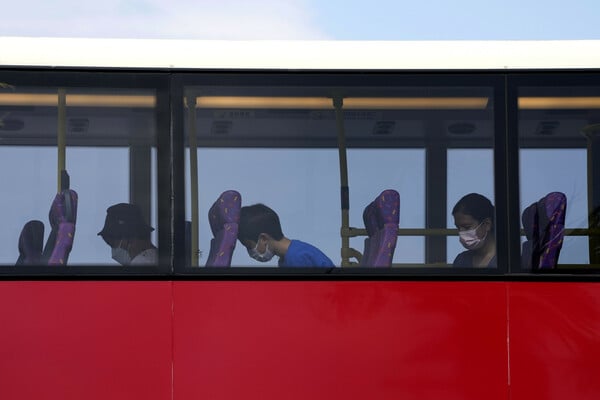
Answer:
509, 282, 600, 400
0, 281, 173, 400
173, 281, 507, 400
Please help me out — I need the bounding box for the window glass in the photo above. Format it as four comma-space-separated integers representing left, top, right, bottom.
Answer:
518, 86, 600, 269
184, 82, 496, 269
190, 149, 338, 267
0, 84, 158, 266
348, 149, 425, 265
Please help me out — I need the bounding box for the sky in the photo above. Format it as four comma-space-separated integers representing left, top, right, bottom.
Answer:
1, 0, 600, 40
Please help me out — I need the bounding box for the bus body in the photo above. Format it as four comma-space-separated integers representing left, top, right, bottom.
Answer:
1, 38, 600, 400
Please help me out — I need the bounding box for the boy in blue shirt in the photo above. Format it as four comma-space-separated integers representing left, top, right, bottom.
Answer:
238, 204, 334, 268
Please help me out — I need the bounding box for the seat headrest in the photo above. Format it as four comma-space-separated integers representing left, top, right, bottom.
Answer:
374, 189, 400, 226
363, 189, 400, 236
209, 190, 241, 236
17, 220, 45, 265
521, 202, 538, 240
541, 192, 566, 219
49, 189, 78, 227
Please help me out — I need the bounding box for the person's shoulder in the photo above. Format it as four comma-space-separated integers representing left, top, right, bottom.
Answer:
291, 240, 317, 251
290, 240, 325, 256
285, 240, 334, 267
452, 250, 473, 268
131, 248, 158, 265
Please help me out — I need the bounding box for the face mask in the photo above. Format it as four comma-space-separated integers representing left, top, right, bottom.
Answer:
458, 221, 487, 250
111, 242, 132, 265
248, 240, 274, 262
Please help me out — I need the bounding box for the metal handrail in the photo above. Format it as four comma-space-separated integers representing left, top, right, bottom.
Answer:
343, 227, 600, 238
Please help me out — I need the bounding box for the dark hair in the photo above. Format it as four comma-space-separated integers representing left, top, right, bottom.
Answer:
452, 193, 495, 226
238, 204, 284, 242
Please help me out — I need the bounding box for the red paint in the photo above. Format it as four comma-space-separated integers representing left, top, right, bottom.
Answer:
509, 283, 600, 400
1, 280, 599, 399
0, 282, 173, 400
173, 282, 507, 400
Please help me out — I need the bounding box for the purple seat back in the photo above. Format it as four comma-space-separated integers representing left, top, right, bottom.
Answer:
360, 190, 400, 267
16, 220, 45, 265
361, 202, 379, 266
47, 190, 78, 265
521, 192, 567, 270
537, 192, 566, 269
205, 190, 241, 267
520, 203, 539, 271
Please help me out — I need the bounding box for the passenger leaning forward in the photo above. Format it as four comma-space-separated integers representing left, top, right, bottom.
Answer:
237, 203, 334, 267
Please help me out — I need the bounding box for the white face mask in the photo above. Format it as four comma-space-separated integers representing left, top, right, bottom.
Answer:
248, 240, 274, 262
111, 241, 132, 265
458, 221, 487, 250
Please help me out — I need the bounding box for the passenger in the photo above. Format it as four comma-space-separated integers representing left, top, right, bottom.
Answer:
238, 203, 334, 267
98, 203, 157, 265
451, 193, 496, 268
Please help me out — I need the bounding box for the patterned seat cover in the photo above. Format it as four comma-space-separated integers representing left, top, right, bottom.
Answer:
360, 189, 400, 267
521, 191, 566, 270
537, 192, 566, 269
205, 190, 241, 267
46, 189, 78, 265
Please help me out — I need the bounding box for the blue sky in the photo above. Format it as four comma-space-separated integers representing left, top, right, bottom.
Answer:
2, 0, 600, 40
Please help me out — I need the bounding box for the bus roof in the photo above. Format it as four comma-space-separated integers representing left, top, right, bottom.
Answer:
1, 37, 600, 71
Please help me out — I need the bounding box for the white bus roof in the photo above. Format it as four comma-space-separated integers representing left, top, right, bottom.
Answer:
1, 37, 600, 71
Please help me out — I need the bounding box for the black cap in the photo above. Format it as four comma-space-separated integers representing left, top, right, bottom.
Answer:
98, 203, 154, 239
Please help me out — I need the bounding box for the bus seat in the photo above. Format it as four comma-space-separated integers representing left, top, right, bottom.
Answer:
520, 202, 539, 271
537, 192, 566, 269
16, 220, 45, 265
360, 189, 400, 267
45, 189, 78, 265
361, 200, 379, 266
205, 190, 241, 267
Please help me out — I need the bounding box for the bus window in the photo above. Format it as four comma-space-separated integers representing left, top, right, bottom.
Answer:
518, 85, 600, 269
345, 86, 496, 269
0, 83, 158, 266
183, 81, 497, 269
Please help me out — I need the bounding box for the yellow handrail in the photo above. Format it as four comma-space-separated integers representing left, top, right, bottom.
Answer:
333, 95, 352, 267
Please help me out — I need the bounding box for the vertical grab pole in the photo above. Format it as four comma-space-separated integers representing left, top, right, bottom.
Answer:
187, 95, 200, 267
57, 88, 67, 192
333, 95, 350, 267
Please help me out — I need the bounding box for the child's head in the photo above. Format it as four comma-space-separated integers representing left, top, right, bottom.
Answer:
238, 204, 284, 244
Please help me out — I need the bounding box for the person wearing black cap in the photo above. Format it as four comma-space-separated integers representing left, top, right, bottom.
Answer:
98, 203, 157, 265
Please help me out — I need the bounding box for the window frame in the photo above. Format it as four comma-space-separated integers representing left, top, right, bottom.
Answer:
172, 71, 508, 276
0, 68, 172, 276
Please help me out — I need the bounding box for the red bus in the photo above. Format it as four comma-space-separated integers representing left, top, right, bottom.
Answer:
1, 37, 600, 400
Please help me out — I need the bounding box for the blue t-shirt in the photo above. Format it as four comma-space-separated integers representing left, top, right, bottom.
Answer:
279, 240, 334, 267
